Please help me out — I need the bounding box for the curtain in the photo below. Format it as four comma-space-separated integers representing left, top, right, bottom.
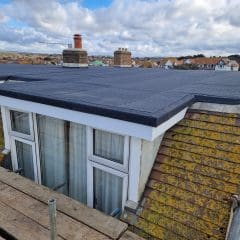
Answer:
94, 130, 124, 164
37, 115, 67, 194
10, 111, 30, 135
94, 168, 123, 215
69, 122, 87, 204
15, 140, 35, 181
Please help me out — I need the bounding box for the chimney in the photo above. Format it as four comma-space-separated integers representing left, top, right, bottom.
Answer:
114, 47, 132, 67
74, 34, 82, 49
62, 34, 88, 68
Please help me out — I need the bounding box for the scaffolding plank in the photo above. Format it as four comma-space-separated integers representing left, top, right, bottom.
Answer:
0, 182, 109, 240
120, 231, 145, 240
0, 201, 57, 240
0, 167, 127, 239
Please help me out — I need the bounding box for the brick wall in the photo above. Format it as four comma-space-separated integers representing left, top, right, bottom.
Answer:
63, 50, 88, 64
114, 50, 132, 66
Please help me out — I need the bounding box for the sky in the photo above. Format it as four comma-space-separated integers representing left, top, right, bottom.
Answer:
0, 0, 240, 57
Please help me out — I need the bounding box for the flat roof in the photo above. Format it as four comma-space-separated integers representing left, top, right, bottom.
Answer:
0, 64, 239, 127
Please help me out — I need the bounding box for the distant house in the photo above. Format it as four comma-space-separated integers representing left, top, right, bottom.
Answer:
190, 57, 222, 70
215, 58, 239, 71
164, 59, 174, 69
158, 58, 183, 69
183, 58, 192, 64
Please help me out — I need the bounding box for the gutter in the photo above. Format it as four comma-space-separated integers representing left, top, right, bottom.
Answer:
225, 195, 240, 240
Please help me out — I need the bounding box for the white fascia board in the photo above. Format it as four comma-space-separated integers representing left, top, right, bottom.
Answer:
151, 107, 188, 140
0, 96, 188, 141
0, 96, 152, 139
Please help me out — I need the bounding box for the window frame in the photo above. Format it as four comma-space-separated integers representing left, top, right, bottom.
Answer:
10, 136, 39, 183
87, 160, 128, 212
6, 107, 35, 141
87, 127, 130, 173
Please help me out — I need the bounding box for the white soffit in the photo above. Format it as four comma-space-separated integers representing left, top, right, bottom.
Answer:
0, 96, 188, 141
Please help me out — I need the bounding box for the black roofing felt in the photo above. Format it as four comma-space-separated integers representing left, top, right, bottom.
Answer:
0, 64, 239, 127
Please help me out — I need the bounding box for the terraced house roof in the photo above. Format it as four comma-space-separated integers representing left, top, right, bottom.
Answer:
123, 109, 240, 240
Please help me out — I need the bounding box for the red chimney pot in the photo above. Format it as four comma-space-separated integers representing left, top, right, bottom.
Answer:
74, 34, 82, 49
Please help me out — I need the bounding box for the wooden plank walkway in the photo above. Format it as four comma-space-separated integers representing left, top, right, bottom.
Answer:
0, 167, 142, 240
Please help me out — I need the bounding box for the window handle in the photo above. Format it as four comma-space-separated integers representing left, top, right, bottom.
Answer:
14, 168, 23, 174
110, 208, 121, 218
53, 182, 66, 191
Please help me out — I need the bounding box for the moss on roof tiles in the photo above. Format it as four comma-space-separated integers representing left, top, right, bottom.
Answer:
122, 110, 240, 239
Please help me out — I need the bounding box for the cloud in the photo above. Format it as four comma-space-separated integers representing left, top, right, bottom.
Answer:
0, 0, 240, 56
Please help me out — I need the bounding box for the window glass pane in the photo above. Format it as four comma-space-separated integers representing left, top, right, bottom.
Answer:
37, 115, 88, 204
37, 115, 68, 195
69, 122, 87, 204
94, 168, 123, 215
15, 140, 35, 181
10, 110, 30, 135
94, 130, 124, 164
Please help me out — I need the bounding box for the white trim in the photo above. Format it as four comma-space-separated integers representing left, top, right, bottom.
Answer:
32, 113, 42, 184
86, 126, 93, 207
6, 107, 34, 141
191, 102, 240, 114
1, 106, 10, 149
151, 107, 188, 140
88, 128, 129, 173
128, 137, 142, 203
87, 161, 128, 211
0, 96, 188, 141
0, 96, 151, 140
87, 160, 93, 208
10, 136, 38, 183
62, 63, 88, 68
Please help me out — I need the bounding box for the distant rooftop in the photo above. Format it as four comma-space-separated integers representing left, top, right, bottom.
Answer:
0, 64, 239, 127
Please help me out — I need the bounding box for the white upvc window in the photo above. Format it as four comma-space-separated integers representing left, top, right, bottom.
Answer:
87, 161, 128, 216
88, 127, 129, 173
87, 127, 129, 215
10, 136, 39, 183
7, 108, 34, 141
4, 107, 131, 216
6, 108, 40, 183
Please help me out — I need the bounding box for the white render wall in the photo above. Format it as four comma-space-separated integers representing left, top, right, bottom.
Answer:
138, 135, 163, 198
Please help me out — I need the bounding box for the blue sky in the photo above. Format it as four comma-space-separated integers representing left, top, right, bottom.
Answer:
0, 0, 240, 56
59, 0, 113, 9
0, 0, 113, 8
78, 0, 113, 9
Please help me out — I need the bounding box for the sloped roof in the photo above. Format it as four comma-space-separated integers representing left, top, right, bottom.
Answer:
0, 64, 240, 127
123, 109, 240, 239
159, 58, 178, 66
191, 57, 222, 65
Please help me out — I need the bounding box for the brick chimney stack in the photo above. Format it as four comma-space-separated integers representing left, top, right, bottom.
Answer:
114, 48, 132, 67
74, 34, 82, 49
62, 34, 88, 68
